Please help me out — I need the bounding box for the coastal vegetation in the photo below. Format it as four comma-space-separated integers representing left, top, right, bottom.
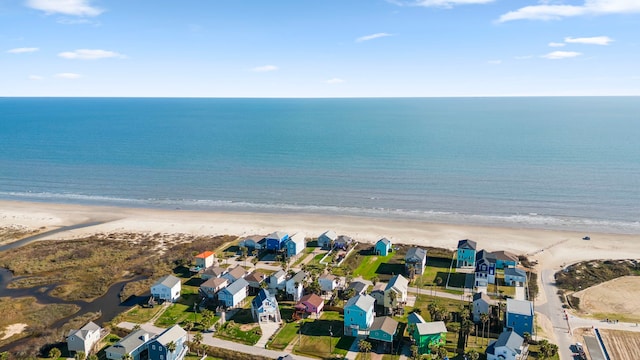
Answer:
555, 259, 640, 291
0, 225, 42, 245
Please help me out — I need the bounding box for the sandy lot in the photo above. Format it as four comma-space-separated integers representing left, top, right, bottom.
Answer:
598, 329, 640, 360
574, 276, 640, 322
1, 323, 27, 340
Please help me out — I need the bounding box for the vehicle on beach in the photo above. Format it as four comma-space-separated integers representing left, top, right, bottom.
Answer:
582, 236, 590, 240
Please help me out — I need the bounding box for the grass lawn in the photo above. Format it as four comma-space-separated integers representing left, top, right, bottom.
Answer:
527, 344, 560, 360
352, 252, 394, 279
216, 321, 262, 345
269, 320, 303, 350
293, 311, 351, 359
120, 304, 165, 324
154, 294, 205, 327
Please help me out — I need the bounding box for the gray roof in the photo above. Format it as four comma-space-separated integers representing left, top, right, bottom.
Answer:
505, 267, 527, 278
266, 231, 288, 240
407, 312, 426, 325
415, 321, 447, 335
347, 281, 369, 294
320, 230, 337, 240
473, 292, 491, 304
492, 250, 519, 262
377, 238, 391, 246
153, 274, 181, 289
476, 249, 497, 263
345, 294, 376, 312
153, 325, 187, 346
457, 239, 477, 250
405, 247, 427, 262
507, 298, 533, 316
107, 329, 155, 355
201, 277, 227, 289
288, 270, 307, 284
227, 266, 247, 280
271, 269, 286, 279
203, 266, 226, 277
319, 273, 336, 281
335, 235, 353, 244
223, 278, 249, 295
493, 330, 524, 352
369, 316, 399, 337
386, 274, 409, 293
371, 282, 387, 293
67, 321, 101, 340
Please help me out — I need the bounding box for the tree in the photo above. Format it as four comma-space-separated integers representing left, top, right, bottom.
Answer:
466, 349, 480, 360
523, 331, 531, 344
388, 290, 397, 315
193, 332, 203, 356
87, 355, 98, 360
480, 312, 490, 345
74, 351, 86, 360
436, 346, 447, 359
166, 340, 177, 353
358, 339, 372, 359
201, 309, 215, 330
306, 279, 322, 295
539, 340, 558, 359
132, 324, 141, 330
460, 319, 474, 348
410, 345, 419, 360
121, 354, 133, 360
48, 348, 61, 359
371, 276, 379, 285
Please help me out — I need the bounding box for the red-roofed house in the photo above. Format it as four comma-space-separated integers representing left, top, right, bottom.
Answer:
195, 251, 215, 269
295, 293, 325, 318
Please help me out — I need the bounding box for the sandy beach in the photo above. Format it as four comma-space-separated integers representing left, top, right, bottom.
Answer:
1, 200, 638, 271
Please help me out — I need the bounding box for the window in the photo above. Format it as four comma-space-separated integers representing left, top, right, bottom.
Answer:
152, 344, 156, 350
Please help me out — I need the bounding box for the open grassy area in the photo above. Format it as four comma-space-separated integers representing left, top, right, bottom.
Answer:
0, 225, 42, 244
0, 296, 79, 347
293, 311, 351, 359
216, 319, 262, 345
154, 294, 206, 327
118, 304, 165, 324
352, 252, 395, 278
0, 233, 235, 302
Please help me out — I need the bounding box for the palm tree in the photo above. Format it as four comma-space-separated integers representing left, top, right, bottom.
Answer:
480, 312, 490, 345
122, 354, 133, 360
193, 332, 203, 356
201, 309, 215, 330
87, 355, 98, 360
166, 340, 177, 354
460, 319, 474, 348
49, 347, 62, 359
358, 339, 372, 359
74, 351, 86, 360
410, 345, 419, 360
466, 349, 480, 360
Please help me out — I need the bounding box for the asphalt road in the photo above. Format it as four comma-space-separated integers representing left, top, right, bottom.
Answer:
537, 269, 577, 360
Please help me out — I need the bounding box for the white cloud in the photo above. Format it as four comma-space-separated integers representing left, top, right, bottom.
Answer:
325, 78, 345, 84
251, 65, 278, 72
7, 47, 39, 53
55, 73, 82, 79
58, 49, 125, 60
542, 51, 582, 59
388, 0, 494, 8
487, 60, 502, 65
28, 75, 44, 80
498, 0, 640, 22
356, 33, 392, 42
565, 36, 613, 45
514, 55, 534, 60
548, 42, 566, 47
26, 0, 103, 16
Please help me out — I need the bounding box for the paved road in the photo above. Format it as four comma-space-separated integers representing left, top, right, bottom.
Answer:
537, 270, 577, 360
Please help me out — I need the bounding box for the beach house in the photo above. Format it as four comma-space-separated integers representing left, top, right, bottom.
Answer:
344, 294, 376, 336
405, 247, 427, 276
245, 271, 267, 295
286, 270, 307, 301
251, 288, 281, 323
194, 251, 215, 269
472, 292, 493, 323
493, 250, 519, 269
222, 266, 247, 283
486, 330, 527, 360
370, 282, 387, 310
504, 268, 527, 286
375, 238, 392, 256
368, 316, 399, 351
318, 273, 340, 293
201, 266, 226, 280
147, 325, 188, 360
384, 274, 408, 314
269, 269, 287, 290
506, 299, 534, 337
412, 321, 447, 355
265, 231, 289, 251
151, 275, 181, 302
346, 281, 369, 296
67, 321, 102, 355
334, 235, 354, 250
457, 239, 477, 268
218, 278, 249, 308
475, 250, 497, 288
318, 230, 337, 249
199, 277, 228, 299
286, 232, 306, 258
239, 235, 264, 252
407, 312, 427, 334
106, 328, 156, 360
295, 293, 325, 318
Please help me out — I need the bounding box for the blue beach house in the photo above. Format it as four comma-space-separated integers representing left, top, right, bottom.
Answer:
147, 325, 188, 360
493, 251, 519, 269
318, 230, 337, 249
506, 299, 534, 337
457, 239, 477, 268
344, 294, 376, 336
504, 267, 527, 286
286, 232, 306, 257
265, 231, 289, 251
375, 238, 392, 256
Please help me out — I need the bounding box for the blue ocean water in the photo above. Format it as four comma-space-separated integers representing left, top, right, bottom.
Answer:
1, 97, 639, 233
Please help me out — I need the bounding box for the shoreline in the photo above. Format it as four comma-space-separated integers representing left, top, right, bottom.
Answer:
1, 199, 639, 270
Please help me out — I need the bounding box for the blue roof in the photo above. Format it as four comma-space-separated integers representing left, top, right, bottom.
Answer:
252, 288, 271, 308
223, 278, 249, 295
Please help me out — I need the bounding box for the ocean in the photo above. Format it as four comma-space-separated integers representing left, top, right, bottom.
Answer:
1, 97, 639, 234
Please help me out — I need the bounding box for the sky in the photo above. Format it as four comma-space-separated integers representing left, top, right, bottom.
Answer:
1, 0, 640, 97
